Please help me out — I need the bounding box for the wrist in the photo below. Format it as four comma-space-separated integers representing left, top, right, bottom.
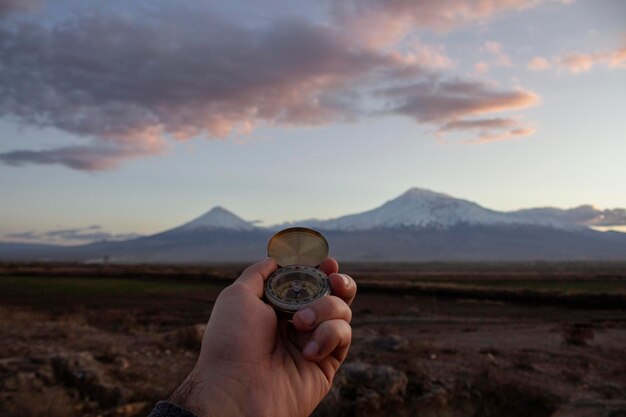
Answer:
169, 366, 246, 417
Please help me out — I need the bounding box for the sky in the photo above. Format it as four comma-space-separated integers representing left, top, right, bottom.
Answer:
1, 0, 625, 244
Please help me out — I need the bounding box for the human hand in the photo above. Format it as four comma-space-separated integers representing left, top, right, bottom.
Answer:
169, 257, 357, 417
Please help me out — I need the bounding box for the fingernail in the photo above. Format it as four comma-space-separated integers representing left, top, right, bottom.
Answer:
303, 340, 320, 356
297, 308, 316, 327
341, 274, 350, 288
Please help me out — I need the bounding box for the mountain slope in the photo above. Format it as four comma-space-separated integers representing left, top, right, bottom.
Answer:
296, 188, 581, 231
2, 188, 625, 263
173, 206, 257, 231
512, 205, 626, 227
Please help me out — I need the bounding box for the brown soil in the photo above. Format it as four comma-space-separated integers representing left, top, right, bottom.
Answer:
1, 268, 625, 417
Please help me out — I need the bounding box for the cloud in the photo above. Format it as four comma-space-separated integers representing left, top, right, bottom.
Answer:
584, 208, 626, 227
464, 126, 536, 144
0, 140, 166, 171
558, 53, 595, 73
527, 56, 550, 71
398, 37, 454, 70
329, 0, 557, 47
5, 225, 143, 244
483, 41, 512, 67
381, 80, 539, 122
0, 6, 419, 170
379, 79, 539, 142
527, 45, 626, 73
439, 118, 535, 143
5, 231, 40, 240
473, 61, 490, 75
607, 46, 626, 68
550, 205, 626, 227
439, 118, 521, 131
0, 1, 544, 169
558, 46, 626, 72
0, 0, 43, 16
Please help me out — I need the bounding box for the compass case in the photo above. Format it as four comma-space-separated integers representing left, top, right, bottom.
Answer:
267, 227, 329, 267
265, 227, 330, 316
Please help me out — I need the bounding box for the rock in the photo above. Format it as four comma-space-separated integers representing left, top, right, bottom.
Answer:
162, 324, 206, 349
372, 334, 408, 352
341, 362, 408, 398
51, 352, 123, 407
322, 362, 408, 417
115, 357, 130, 371
561, 323, 594, 346
103, 401, 149, 417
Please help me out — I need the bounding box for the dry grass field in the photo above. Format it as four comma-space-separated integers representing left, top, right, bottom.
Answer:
1, 262, 625, 417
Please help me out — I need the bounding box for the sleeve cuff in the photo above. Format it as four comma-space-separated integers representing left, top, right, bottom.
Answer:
147, 401, 200, 417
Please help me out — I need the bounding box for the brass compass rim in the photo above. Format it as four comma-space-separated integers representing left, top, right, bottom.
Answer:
267, 227, 329, 267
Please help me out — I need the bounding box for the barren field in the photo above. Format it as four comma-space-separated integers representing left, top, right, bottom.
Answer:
1, 262, 625, 417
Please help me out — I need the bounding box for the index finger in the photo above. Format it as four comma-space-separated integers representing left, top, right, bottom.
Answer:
319, 258, 339, 276
234, 257, 277, 298
329, 273, 357, 306
319, 257, 357, 306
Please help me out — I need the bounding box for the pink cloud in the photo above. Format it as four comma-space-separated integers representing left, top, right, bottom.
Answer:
380, 80, 539, 143
439, 118, 535, 144
526, 44, 625, 74
398, 37, 455, 70
483, 41, 512, 67
0, 1, 546, 170
383, 80, 539, 122
0, 10, 417, 170
473, 61, 490, 75
557, 45, 626, 73
606, 46, 626, 69
464, 126, 536, 144
559, 53, 595, 73
331, 0, 561, 47
527, 56, 551, 71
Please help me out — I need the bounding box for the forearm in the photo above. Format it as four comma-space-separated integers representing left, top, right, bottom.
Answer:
163, 366, 247, 417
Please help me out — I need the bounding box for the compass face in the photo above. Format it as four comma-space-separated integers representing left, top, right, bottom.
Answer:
264, 227, 331, 315
265, 266, 330, 314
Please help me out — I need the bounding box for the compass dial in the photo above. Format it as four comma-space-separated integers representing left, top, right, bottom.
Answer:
265, 266, 330, 314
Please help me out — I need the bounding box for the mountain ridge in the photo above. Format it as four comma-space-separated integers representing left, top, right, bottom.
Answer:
276, 187, 589, 231
1, 187, 625, 262
174, 206, 257, 231
153, 187, 625, 233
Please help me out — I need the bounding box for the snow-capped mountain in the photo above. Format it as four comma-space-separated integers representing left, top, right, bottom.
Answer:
512, 205, 626, 227
290, 188, 583, 231
3, 187, 625, 262
174, 206, 256, 231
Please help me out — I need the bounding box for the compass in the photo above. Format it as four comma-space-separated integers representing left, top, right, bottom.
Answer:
264, 227, 330, 315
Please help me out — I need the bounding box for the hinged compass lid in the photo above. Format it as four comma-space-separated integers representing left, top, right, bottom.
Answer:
267, 227, 329, 267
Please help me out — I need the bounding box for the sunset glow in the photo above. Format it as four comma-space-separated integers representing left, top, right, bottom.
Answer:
1, 0, 625, 243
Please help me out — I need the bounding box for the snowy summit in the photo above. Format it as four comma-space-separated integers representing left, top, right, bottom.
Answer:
176, 206, 256, 231
294, 187, 584, 231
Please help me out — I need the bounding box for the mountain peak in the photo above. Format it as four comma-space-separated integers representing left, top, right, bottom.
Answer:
401, 187, 450, 198
395, 187, 457, 203
296, 187, 537, 231
207, 206, 232, 215
177, 206, 256, 231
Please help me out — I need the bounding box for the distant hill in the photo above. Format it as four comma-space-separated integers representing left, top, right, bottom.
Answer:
1, 188, 625, 263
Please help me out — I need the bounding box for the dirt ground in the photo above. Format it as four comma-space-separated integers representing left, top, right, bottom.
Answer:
1, 270, 625, 417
